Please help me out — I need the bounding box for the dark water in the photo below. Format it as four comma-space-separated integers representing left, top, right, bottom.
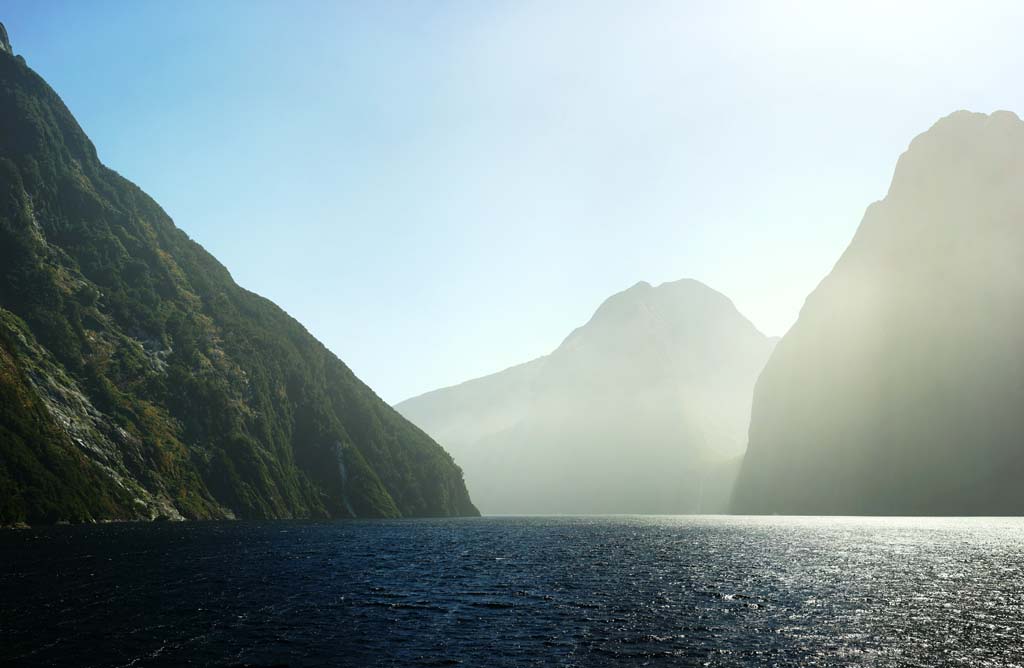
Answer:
2, 516, 1023, 667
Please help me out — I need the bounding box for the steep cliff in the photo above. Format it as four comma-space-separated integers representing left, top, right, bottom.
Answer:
0, 38, 477, 523
733, 111, 1024, 515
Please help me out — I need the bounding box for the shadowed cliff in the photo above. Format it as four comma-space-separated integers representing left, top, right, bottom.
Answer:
0, 35, 477, 523
733, 110, 1024, 515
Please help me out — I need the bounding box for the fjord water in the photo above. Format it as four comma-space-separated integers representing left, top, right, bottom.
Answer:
3, 517, 1022, 667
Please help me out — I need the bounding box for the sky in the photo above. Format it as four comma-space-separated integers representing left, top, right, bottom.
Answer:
4, 1, 1024, 403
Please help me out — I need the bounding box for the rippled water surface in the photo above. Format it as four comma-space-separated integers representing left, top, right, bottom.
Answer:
2, 516, 1024, 666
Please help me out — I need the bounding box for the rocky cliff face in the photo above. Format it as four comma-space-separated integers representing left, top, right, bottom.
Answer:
0, 40, 477, 523
398, 279, 775, 514
732, 111, 1024, 515
0, 22, 11, 55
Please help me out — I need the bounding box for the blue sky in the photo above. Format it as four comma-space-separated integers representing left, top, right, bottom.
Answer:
4, 1, 1024, 402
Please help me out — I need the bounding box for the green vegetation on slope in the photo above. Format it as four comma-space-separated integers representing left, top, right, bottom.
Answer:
0, 50, 477, 523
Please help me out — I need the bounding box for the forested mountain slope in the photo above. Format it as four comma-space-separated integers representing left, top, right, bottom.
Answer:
0, 40, 476, 523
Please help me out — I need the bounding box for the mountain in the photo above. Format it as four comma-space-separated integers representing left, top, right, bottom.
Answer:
397, 279, 776, 514
0, 28, 477, 524
732, 110, 1024, 515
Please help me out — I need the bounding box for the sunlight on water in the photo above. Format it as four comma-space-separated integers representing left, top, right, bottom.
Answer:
3, 516, 1023, 666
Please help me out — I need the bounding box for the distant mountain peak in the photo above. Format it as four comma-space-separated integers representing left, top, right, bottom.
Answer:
397, 278, 775, 515
887, 109, 1024, 202
589, 278, 726, 315
933, 108, 1020, 127
572, 278, 760, 351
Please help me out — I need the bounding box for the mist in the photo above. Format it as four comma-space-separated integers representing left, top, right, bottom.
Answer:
733, 110, 1024, 515
398, 279, 774, 514
6, 4, 1024, 666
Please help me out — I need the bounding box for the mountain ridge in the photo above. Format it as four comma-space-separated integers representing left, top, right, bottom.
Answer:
732, 109, 1024, 515
397, 278, 775, 515
0, 37, 477, 524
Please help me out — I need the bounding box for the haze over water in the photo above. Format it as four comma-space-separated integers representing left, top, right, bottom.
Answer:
3, 5, 1024, 667
3, 516, 1022, 667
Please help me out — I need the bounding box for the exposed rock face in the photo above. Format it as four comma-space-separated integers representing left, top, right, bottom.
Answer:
0, 23, 10, 55
397, 280, 775, 514
0, 40, 477, 523
732, 111, 1024, 515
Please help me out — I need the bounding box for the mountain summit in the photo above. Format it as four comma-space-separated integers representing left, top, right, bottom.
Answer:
397, 279, 775, 514
0, 34, 477, 523
733, 110, 1024, 515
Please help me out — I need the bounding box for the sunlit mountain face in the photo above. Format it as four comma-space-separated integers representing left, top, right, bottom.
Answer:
398, 279, 775, 514
734, 111, 1024, 516
4, 5, 1024, 667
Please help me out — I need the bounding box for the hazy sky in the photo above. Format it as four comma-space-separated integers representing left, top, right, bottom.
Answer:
5, 1, 1023, 402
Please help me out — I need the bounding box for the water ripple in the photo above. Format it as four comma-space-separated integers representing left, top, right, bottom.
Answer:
2, 516, 1024, 666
